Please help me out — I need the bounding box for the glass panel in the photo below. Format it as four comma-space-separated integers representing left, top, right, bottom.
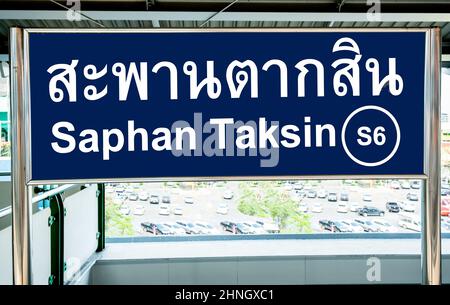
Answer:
105, 179, 422, 237
0, 60, 10, 173
64, 185, 99, 282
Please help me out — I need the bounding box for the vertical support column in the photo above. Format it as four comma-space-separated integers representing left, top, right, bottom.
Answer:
96, 183, 105, 252
10, 27, 32, 285
422, 27, 441, 285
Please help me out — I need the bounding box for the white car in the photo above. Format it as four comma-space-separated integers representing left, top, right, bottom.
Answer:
298, 202, 308, 213
336, 202, 348, 213
283, 183, 293, 191
216, 203, 229, 215
139, 192, 149, 201
341, 220, 365, 233
243, 222, 267, 234
223, 190, 234, 200
115, 187, 125, 193
194, 221, 219, 234
311, 203, 323, 213
390, 180, 401, 189
172, 206, 183, 215
133, 205, 145, 216
398, 214, 420, 232
128, 193, 138, 201
373, 220, 398, 233
362, 194, 372, 202
158, 205, 170, 216
256, 220, 280, 233
317, 189, 327, 198
184, 196, 194, 204
349, 202, 360, 212
399, 201, 416, 212
164, 222, 186, 234
401, 181, 411, 189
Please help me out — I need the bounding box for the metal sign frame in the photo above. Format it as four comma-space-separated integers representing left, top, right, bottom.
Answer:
9, 27, 441, 285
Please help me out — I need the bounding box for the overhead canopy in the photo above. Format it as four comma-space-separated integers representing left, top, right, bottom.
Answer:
1, 0, 450, 53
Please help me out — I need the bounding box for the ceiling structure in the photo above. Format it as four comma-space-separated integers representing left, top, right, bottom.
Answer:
0, 0, 450, 53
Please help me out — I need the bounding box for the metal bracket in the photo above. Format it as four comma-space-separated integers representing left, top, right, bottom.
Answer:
48, 275, 55, 285
48, 216, 55, 227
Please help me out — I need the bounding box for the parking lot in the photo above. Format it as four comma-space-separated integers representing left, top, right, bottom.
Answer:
104, 179, 439, 236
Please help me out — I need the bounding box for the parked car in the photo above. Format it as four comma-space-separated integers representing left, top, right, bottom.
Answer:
337, 202, 348, 213
233, 223, 255, 234
349, 202, 360, 212
400, 181, 411, 189
311, 202, 323, 213
390, 180, 401, 189
354, 219, 381, 232
242, 221, 267, 234
442, 188, 450, 196
256, 220, 280, 233
362, 194, 372, 202
176, 221, 202, 234
194, 221, 220, 234
149, 194, 159, 204
399, 201, 415, 212
442, 217, 450, 232
128, 193, 138, 201
410, 180, 421, 189
172, 206, 183, 215
138, 192, 149, 201
115, 187, 125, 193
442, 198, 450, 216
220, 221, 236, 232
158, 205, 170, 215
298, 202, 308, 213
319, 220, 352, 232
398, 214, 421, 232
133, 205, 145, 216
373, 220, 398, 233
293, 183, 304, 191
119, 205, 130, 215
216, 203, 229, 215
141, 222, 172, 235
163, 222, 187, 235
161, 195, 171, 204
406, 193, 419, 201
220, 221, 252, 234
358, 206, 385, 217
341, 220, 365, 233
340, 191, 349, 201
386, 201, 400, 213
184, 196, 194, 204
307, 190, 317, 198
317, 189, 327, 198
223, 190, 234, 200
328, 192, 338, 202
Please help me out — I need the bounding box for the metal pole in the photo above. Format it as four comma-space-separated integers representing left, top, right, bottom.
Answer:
422, 27, 441, 285
10, 27, 32, 285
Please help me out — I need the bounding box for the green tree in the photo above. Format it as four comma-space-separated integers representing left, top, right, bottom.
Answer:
105, 196, 134, 237
237, 182, 311, 233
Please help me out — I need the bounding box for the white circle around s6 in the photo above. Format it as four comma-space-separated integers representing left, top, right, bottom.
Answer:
341, 105, 401, 167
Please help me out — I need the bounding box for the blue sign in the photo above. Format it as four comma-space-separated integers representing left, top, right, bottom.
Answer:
27, 30, 426, 182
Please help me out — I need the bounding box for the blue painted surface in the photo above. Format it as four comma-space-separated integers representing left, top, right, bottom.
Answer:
27, 31, 426, 181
